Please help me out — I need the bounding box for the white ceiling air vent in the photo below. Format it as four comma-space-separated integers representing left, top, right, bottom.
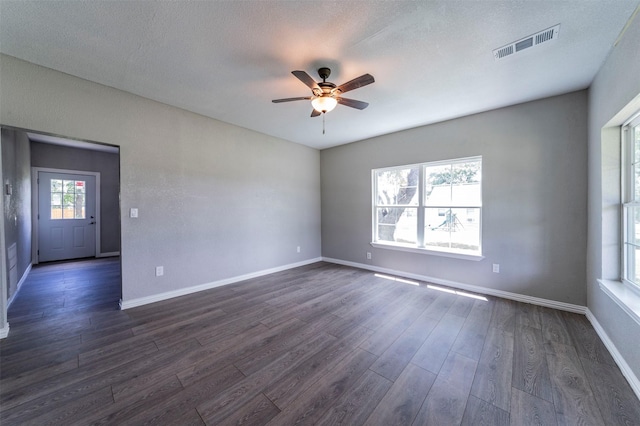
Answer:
493, 24, 560, 60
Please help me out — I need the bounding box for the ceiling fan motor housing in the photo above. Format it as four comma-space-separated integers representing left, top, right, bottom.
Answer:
319, 82, 337, 94
318, 67, 332, 81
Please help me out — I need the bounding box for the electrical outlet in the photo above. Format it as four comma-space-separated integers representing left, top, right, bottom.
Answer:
155, 266, 164, 276
297, 246, 301, 253
492, 264, 500, 273
366, 252, 372, 260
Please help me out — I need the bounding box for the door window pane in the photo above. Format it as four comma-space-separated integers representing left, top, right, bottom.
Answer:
51, 179, 86, 220
51, 206, 62, 219
51, 179, 62, 192
74, 194, 86, 218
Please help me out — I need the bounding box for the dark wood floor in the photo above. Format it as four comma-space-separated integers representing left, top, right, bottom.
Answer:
1, 258, 639, 425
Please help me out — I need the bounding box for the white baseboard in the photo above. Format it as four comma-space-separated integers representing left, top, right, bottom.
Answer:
0, 323, 9, 339
7, 263, 32, 309
97, 251, 120, 258
120, 257, 323, 310
586, 308, 640, 400
322, 257, 586, 314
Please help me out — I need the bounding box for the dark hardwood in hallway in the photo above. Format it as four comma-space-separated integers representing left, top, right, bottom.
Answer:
1, 258, 639, 425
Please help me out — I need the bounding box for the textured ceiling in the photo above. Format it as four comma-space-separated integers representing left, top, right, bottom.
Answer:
1, 1, 638, 149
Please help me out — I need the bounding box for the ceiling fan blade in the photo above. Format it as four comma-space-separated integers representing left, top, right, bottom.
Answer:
311, 109, 321, 117
335, 74, 375, 94
272, 97, 312, 103
337, 97, 369, 110
292, 70, 320, 91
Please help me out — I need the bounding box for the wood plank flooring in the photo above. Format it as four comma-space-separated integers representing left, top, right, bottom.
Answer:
1, 258, 639, 425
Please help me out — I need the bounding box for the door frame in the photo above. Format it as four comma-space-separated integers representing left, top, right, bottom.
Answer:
31, 167, 101, 265
0, 144, 8, 337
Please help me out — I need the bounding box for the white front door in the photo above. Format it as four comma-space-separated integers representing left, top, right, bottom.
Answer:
38, 171, 97, 262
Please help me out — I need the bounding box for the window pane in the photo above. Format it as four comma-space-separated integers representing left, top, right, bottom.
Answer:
425, 165, 451, 206
376, 168, 419, 206
63, 180, 75, 193
625, 244, 640, 285
51, 179, 62, 192
453, 161, 481, 183
424, 208, 480, 253
634, 165, 640, 202
50, 180, 65, 220
63, 192, 75, 207
451, 182, 481, 207
63, 182, 76, 219
425, 164, 452, 185
635, 126, 640, 164
451, 161, 481, 206
62, 206, 75, 219
425, 162, 481, 207
627, 205, 640, 245
51, 193, 62, 205
74, 194, 86, 219
51, 206, 62, 219
376, 208, 417, 244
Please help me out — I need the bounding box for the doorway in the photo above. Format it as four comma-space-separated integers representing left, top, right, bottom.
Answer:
1, 127, 122, 339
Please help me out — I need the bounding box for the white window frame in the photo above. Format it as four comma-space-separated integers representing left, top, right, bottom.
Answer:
371, 156, 483, 261
621, 112, 640, 295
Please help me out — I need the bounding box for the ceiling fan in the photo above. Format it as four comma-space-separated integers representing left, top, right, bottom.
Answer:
272, 67, 375, 117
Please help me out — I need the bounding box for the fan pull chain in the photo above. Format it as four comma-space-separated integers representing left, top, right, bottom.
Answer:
322, 112, 326, 135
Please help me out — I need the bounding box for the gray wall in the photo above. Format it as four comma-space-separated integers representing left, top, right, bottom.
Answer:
0, 54, 322, 304
30, 141, 121, 254
1, 128, 32, 301
321, 91, 588, 306
588, 13, 640, 379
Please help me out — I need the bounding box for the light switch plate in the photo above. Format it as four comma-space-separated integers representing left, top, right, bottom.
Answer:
130, 208, 138, 218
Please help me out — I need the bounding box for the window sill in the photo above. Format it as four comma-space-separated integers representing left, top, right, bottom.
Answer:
370, 242, 484, 261
597, 279, 640, 326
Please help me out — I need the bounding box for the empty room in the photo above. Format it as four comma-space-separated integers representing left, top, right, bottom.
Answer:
1, 1, 640, 425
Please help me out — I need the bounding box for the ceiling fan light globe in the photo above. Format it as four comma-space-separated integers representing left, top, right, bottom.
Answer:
311, 96, 337, 113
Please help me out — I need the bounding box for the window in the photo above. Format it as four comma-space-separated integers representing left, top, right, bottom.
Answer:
50, 179, 86, 219
622, 113, 640, 288
373, 156, 482, 257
